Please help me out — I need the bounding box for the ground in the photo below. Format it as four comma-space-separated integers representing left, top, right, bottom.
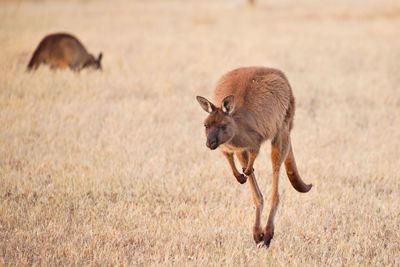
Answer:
0, 0, 399, 265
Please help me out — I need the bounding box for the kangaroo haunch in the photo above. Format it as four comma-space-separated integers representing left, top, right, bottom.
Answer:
27, 33, 102, 72
196, 67, 312, 248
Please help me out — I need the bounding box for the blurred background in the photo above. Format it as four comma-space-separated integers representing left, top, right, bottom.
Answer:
1, 0, 399, 265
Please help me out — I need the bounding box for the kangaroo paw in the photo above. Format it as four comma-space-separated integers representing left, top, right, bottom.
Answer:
234, 173, 247, 184
242, 167, 254, 176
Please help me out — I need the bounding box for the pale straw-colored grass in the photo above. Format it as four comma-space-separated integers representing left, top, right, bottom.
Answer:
1, 0, 399, 265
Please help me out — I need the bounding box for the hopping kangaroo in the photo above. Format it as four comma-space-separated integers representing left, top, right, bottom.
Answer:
27, 33, 102, 71
196, 67, 312, 247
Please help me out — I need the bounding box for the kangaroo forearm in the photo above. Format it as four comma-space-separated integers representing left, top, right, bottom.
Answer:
223, 152, 247, 184
244, 150, 258, 175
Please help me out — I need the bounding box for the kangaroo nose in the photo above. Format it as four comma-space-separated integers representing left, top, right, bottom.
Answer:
206, 138, 218, 150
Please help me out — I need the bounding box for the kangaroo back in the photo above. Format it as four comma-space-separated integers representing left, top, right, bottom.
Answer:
213, 67, 292, 141
26, 33, 102, 71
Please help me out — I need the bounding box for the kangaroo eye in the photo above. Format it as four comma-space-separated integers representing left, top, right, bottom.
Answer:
204, 124, 209, 129
221, 124, 227, 131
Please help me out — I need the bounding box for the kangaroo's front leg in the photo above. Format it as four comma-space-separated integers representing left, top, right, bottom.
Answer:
243, 150, 259, 176
223, 152, 247, 184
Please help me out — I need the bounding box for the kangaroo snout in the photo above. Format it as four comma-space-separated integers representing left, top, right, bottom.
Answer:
206, 128, 219, 150
206, 138, 219, 150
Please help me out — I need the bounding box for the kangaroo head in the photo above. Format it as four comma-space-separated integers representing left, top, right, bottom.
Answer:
84, 52, 103, 70
196, 95, 237, 150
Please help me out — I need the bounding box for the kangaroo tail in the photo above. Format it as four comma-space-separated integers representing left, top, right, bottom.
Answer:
284, 142, 312, 193
27, 49, 40, 71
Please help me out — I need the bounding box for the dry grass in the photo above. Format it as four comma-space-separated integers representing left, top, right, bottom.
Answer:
1, 0, 400, 266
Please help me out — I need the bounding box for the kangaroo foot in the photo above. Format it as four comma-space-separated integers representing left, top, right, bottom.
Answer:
253, 227, 264, 245
261, 227, 274, 248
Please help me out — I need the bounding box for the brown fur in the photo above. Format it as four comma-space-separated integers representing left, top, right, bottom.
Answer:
196, 66, 312, 247
27, 33, 102, 72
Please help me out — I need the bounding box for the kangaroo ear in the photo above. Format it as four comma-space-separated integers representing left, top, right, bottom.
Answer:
196, 96, 216, 113
221, 95, 235, 114
97, 53, 103, 63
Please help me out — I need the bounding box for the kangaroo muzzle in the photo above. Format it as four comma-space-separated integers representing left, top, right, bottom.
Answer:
206, 129, 219, 150
206, 138, 219, 150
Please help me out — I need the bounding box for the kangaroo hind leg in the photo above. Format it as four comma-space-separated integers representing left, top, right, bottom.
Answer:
263, 129, 291, 247
236, 151, 264, 244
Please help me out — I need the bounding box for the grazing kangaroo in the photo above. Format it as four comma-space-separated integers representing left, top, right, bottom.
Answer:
27, 33, 102, 71
196, 67, 312, 247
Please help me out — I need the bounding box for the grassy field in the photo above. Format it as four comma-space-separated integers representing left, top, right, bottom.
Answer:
1, 0, 400, 265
